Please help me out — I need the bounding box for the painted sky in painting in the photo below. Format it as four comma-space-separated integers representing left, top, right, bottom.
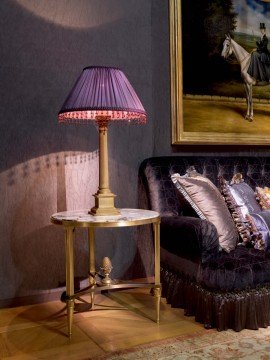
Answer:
234, 0, 270, 34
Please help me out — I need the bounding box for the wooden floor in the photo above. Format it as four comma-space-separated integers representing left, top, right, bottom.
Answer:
0, 288, 204, 359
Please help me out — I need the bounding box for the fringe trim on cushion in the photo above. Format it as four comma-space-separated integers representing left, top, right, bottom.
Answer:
161, 264, 270, 331
219, 176, 260, 246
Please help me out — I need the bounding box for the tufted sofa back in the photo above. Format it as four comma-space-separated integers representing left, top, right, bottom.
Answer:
138, 156, 270, 216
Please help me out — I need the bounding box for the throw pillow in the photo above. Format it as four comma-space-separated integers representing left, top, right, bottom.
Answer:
219, 173, 262, 247
247, 211, 270, 250
171, 171, 238, 253
229, 173, 262, 213
255, 187, 270, 210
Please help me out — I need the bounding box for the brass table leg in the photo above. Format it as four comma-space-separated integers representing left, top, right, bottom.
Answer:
88, 227, 95, 309
153, 287, 161, 323
65, 227, 75, 338
153, 220, 161, 323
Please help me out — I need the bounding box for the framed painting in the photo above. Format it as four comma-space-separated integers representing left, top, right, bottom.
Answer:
170, 0, 270, 145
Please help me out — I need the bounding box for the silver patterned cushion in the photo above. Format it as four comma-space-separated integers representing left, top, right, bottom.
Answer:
219, 174, 262, 248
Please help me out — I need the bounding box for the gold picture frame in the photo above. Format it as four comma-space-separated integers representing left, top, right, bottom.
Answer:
170, 0, 270, 145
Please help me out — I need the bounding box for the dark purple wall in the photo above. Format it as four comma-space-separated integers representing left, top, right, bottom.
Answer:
0, 0, 153, 304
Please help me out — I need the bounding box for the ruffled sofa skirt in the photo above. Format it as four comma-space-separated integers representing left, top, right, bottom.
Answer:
161, 265, 270, 331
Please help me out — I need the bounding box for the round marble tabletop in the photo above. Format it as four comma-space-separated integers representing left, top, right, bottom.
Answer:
51, 208, 160, 228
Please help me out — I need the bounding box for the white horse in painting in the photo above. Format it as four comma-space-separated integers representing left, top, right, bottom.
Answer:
221, 34, 268, 121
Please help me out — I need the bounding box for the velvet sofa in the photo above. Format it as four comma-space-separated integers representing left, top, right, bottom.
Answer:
138, 156, 270, 331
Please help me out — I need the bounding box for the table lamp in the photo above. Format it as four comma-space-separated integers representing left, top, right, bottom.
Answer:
58, 66, 147, 216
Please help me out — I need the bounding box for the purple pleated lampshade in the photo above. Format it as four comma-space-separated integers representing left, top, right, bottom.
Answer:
58, 66, 147, 123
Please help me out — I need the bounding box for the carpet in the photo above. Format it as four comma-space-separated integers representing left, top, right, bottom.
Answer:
95, 327, 270, 360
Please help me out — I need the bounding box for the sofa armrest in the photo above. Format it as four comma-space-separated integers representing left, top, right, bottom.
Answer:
160, 216, 219, 263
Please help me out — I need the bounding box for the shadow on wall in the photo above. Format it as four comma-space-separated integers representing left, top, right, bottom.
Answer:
0, 151, 98, 303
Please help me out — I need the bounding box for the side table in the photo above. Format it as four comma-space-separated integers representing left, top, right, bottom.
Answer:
51, 208, 161, 338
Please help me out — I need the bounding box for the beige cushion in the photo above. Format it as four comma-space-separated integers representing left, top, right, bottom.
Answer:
255, 187, 270, 210
171, 172, 238, 252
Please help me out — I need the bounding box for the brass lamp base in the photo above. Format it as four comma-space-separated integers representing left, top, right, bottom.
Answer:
89, 192, 120, 216
89, 116, 120, 216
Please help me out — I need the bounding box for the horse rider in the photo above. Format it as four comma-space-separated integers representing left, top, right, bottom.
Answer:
247, 23, 270, 83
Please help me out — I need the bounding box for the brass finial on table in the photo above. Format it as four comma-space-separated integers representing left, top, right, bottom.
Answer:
101, 257, 113, 285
